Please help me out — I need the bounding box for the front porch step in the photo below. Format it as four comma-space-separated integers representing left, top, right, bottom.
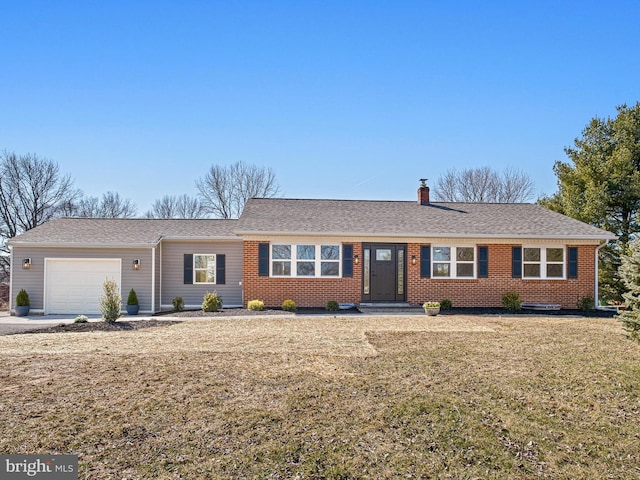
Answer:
358, 303, 423, 314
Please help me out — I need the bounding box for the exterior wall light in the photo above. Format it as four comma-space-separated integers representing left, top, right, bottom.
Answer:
133, 259, 141, 270
354, 255, 359, 265
411, 255, 417, 265
23, 258, 32, 270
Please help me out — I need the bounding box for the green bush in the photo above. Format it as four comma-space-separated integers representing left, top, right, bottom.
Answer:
15, 289, 30, 307
172, 296, 184, 312
577, 295, 595, 311
74, 315, 88, 323
99, 279, 122, 323
127, 288, 139, 306
326, 301, 339, 311
248, 299, 265, 311
502, 292, 521, 312
202, 291, 222, 312
282, 299, 296, 312
440, 299, 452, 310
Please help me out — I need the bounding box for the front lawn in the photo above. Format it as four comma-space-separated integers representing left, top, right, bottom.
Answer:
1, 315, 638, 479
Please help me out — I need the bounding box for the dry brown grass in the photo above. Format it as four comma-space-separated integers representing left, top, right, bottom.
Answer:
1, 314, 639, 479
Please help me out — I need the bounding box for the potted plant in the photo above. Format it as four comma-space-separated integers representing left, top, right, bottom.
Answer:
15, 289, 30, 317
423, 301, 440, 316
126, 288, 139, 315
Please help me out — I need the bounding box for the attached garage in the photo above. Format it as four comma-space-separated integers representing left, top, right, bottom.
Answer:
45, 258, 121, 314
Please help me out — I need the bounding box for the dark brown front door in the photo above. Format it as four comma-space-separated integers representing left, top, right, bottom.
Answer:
362, 243, 406, 302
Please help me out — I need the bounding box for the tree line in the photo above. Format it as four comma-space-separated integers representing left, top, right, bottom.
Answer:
0, 156, 279, 279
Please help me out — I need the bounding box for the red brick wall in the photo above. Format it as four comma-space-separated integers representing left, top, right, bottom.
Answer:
243, 241, 362, 308
243, 241, 597, 309
407, 244, 596, 309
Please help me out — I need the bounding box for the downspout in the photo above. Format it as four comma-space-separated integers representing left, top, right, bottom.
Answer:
151, 246, 156, 313
8, 245, 13, 314
595, 239, 610, 311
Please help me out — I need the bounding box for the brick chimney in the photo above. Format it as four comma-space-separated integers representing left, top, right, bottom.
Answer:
418, 178, 430, 205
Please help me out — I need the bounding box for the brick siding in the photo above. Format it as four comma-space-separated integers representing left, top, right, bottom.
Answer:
243, 241, 597, 309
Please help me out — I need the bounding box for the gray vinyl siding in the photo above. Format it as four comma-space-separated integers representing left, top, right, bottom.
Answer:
11, 246, 154, 312
161, 240, 243, 309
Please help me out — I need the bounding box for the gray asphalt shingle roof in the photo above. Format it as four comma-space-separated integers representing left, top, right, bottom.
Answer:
235, 198, 615, 240
9, 198, 615, 246
9, 218, 239, 246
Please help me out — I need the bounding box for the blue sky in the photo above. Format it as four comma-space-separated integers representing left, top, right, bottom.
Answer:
1, 1, 639, 214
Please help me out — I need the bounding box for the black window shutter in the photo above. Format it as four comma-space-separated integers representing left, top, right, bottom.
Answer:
420, 245, 431, 278
184, 254, 193, 284
216, 254, 226, 284
568, 247, 578, 278
342, 244, 353, 277
478, 246, 489, 278
258, 243, 269, 277
512, 246, 522, 278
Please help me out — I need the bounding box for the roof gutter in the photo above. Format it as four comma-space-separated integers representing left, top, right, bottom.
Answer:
233, 230, 616, 241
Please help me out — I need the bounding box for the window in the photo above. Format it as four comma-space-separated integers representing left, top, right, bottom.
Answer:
432, 246, 475, 278
272, 245, 291, 276
271, 244, 341, 277
433, 246, 451, 277
363, 248, 371, 294
321, 245, 340, 276
522, 247, 564, 279
194, 254, 216, 283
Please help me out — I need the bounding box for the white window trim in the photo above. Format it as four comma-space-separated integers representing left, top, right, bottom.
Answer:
431, 245, 476, 279
522, 246, 566, 280
270, 243, 342, 278
193, 253, 217, 284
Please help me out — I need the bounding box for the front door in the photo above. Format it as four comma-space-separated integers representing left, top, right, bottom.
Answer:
362, 243, 406, 302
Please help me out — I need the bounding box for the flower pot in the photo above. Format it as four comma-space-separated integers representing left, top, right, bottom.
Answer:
15, 305, 30, 317
424, 307, 440, 316
126, 304, 139, 315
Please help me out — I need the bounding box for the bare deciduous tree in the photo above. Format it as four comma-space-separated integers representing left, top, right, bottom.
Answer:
145, 194, 206, 219
73, 191, 137, 218
432, 166, 534, 203
196, 161, 280, 219
0, 151, 79, 279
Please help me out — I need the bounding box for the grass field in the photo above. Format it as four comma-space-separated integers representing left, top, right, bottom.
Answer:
1, 314, 639, 479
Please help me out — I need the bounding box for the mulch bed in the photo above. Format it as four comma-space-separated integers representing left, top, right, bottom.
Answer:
158, 308, 295, 318
14, 319, 181, 335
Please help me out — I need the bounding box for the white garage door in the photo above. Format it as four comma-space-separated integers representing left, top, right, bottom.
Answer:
45, 259, 121, 314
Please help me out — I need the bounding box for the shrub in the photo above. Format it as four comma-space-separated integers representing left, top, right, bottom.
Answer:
248, 299, 265, 311
577, 295, 594, 311
74, 315, 88, 323
282, 299, 296, 312
172, 296, 184, 312
326, 301, 339, 311
202, 291, 222, 312
127, 288, 139, 306
502, 292, 521, 312
440, 299, 452, 310
15, 289, 30, 307
99, 279, 122, 323
423, 301, 440, 309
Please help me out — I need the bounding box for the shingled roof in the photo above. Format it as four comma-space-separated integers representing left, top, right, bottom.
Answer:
9, 218, 239, 247
235, 198, 615, 240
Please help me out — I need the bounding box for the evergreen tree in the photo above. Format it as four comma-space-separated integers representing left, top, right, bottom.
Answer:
618, 238, 640, 340
540, 102, 640, 302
